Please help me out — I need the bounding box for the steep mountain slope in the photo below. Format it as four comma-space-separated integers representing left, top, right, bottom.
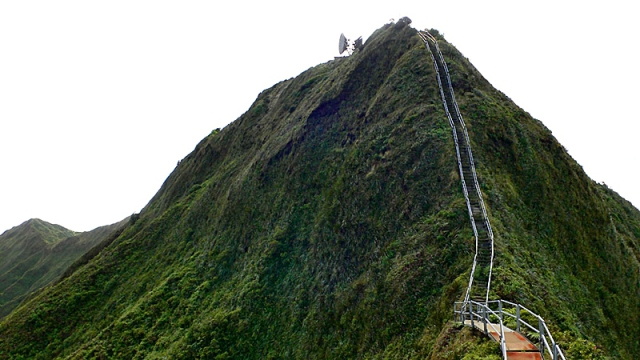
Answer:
0, 218, 126, 318
0, 21, 638, 359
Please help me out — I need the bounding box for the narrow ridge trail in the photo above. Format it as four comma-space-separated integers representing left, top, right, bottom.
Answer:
419, 30, 567, 360
418, 30, 493, 304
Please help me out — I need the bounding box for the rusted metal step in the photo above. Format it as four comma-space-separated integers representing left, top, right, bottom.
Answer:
506, 352, 542, 360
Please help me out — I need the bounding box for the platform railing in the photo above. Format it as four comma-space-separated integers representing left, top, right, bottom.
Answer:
454, 300, 566, 360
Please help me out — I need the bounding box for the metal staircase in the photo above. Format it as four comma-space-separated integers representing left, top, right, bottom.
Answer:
418, 30, 567, 359
418, 30, 494, 304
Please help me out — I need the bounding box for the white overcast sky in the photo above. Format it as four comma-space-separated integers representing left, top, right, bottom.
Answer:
1, 1, 638, 234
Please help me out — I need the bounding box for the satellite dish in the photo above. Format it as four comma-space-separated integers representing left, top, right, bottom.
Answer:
338, 33, 363, 55
339, 33, 348, 54
354, 36, 363, 50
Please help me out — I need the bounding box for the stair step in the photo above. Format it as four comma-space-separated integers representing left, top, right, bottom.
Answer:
505, 352, 542, 360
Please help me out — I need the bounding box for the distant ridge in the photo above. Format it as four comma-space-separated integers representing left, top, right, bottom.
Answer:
0, 218, 126, 318
0, 218, 76, 244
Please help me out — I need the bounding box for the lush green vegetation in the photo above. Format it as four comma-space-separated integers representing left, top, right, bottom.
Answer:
0, 22, 638, 358
430, 31, 639, 357
0, 219, 125, 318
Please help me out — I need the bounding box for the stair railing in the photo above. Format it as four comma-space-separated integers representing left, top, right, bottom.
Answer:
431, 37, 495, 247
454, 300, 508, 358
454, 300, 567, 360
429, 34, 495, 304
419, 30, 494, 304
418, 31, 480, 304
421, 29, 565, 360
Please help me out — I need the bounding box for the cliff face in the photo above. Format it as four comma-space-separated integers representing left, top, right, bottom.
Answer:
0, 21, 638, 359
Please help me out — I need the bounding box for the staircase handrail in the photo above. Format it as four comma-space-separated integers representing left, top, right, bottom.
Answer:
422, 28, 567, 360
431, 40, 494, 242
419, 30, 494, 303
429, 37, 496, 301
427, 36, 494, 243
418, 31, 480, 303
455, 299, 567, 360
454, 300, 508, 358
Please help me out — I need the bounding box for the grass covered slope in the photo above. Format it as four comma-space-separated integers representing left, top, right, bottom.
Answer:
0, 22, 638, 359
0, 219, 126, 318
427, 30, 640, 357
0, 219, 77, 318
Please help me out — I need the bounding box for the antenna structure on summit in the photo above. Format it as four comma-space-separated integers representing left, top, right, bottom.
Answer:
338, 33, 363, 56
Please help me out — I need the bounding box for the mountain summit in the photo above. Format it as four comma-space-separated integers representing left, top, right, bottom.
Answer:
0, 21, 638, 359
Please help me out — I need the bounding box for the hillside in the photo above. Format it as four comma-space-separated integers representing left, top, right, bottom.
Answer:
0, 218, 126, 318
1, 21, 638, 359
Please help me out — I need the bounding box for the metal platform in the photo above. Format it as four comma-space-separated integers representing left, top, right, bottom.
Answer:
465, 320, 542, 359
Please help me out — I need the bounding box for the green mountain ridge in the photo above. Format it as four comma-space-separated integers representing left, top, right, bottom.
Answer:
0, 21, 638, 359
0, 218, 76, 245
0, 218, 127, 318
